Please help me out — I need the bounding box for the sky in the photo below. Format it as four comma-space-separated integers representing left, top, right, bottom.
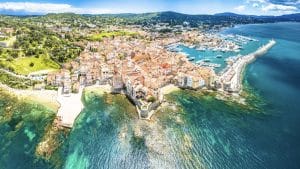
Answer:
0, 0, 299, 15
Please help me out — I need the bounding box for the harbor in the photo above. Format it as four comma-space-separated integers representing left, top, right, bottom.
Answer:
167, 32, 276, 94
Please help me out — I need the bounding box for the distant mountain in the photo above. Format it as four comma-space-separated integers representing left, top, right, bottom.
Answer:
146, 11, 300, 26
136, 11, 269, 27
277, 13, 300, 21
4, 11, 299, 28
215, 12, 300, 21
47, 11, 300, 25
214, 12, 248, 17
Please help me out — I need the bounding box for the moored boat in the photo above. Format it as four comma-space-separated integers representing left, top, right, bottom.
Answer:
203, 59, 211, 62
188, 57, 195, 61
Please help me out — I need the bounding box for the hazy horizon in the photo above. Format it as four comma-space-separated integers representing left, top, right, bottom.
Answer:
0, 0, 299, 16
1, 10, 300, 17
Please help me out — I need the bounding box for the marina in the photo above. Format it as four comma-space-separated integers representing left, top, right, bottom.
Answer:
197, 61, 221, 68
169, 32, 275, 94
170, 32, 264, 74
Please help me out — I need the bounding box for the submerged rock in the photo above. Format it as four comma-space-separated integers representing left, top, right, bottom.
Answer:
35, 117, 69, 160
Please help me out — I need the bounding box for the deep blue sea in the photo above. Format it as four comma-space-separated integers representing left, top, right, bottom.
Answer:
0, 22, 300, 169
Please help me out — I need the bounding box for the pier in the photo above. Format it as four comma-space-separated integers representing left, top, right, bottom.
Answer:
56, 86, 84, 128
218, 39, 276, 93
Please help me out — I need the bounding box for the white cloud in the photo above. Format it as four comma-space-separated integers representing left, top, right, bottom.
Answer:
0, 2, 112, 14
262, 3, 297, 11
268, 0, 300, 6
246, 0, 267, 4
245, 0, 299, 14
252, 3, 260, 7
234, 5, 246, 12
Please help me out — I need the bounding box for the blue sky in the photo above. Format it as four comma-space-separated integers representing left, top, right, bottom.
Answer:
0, 0, 299, 15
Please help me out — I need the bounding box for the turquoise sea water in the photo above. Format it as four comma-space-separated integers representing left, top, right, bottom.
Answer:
1, 22, 300, 169
0, 91, 57, 169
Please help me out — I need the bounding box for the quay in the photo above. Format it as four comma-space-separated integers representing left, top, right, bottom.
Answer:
217, 39, 276, 93
56, 86, 84, 128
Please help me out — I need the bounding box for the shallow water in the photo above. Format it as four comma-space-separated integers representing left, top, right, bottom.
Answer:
0, 90, 57, 169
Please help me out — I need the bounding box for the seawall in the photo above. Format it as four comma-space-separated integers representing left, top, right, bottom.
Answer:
219, 39, 276, 93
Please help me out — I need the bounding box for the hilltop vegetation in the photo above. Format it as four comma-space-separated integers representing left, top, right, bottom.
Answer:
13, 27, 82, 63
88, 30, 138, 41
3, 56, 60, 75
0, 17, 83, 75
0, 69, 36, 89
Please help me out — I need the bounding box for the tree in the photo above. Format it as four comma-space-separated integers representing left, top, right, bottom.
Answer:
147, 96, 156, 102
11, 51, 19, 58
8, 66, 15, 72
29, 62, 34, 67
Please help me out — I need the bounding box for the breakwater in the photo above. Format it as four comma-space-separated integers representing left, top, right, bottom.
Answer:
217, 39, 276, 93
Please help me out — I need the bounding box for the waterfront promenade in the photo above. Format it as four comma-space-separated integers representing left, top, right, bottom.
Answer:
219, 39, 276, 93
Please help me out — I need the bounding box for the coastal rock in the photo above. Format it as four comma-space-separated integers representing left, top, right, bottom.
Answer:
35, 117, 68, 160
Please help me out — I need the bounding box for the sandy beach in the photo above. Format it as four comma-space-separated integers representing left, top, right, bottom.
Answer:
0, 83, 59, 111
0, 83, 114, 128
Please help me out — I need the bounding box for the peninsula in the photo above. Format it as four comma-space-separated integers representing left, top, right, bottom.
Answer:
0, 12, 278, 128
44, 32, 275, 126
